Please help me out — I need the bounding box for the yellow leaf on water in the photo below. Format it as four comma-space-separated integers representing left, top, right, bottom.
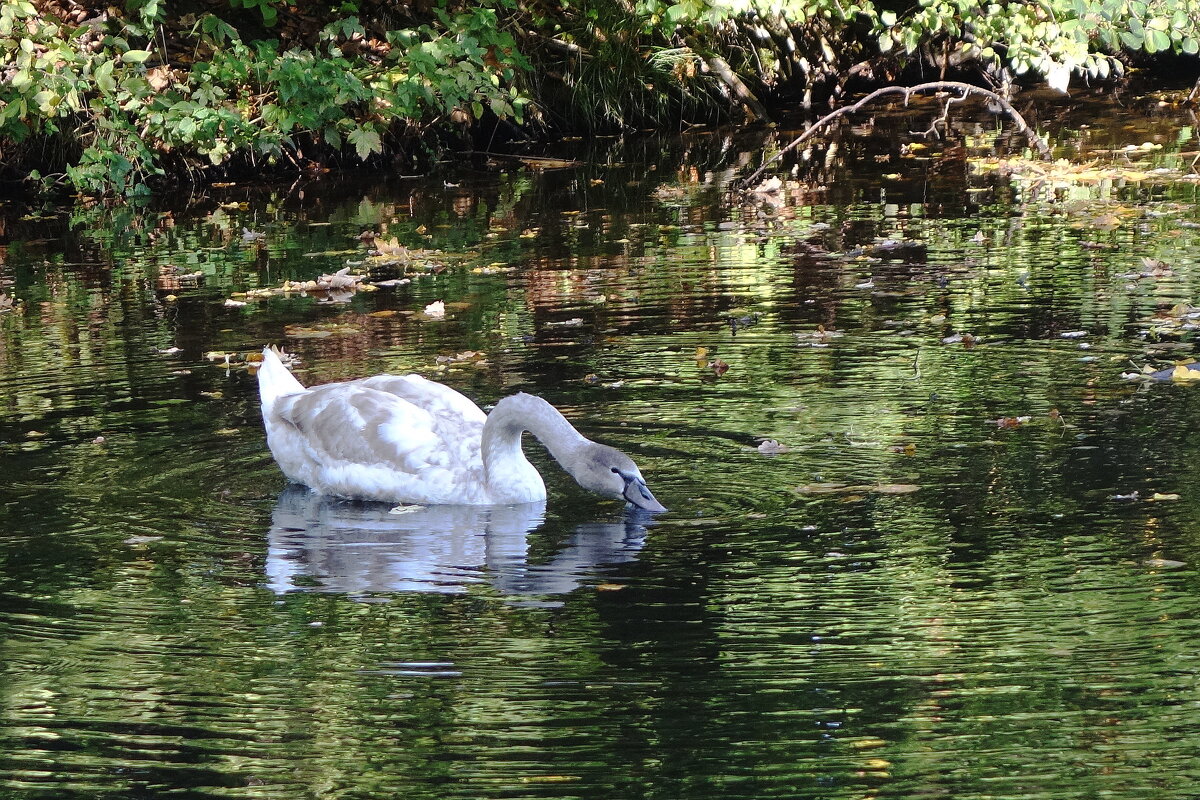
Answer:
1170, 365, 1200, 383
850, 738, 888, 750
1149, 492, 1181, 501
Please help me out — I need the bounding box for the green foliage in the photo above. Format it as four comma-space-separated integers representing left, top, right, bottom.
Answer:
0, 0, 531, 195
1, 0, 1197, 195
869, 0, 1200, 88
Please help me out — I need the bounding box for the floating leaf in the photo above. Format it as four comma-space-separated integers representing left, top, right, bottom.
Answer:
1144, 558, 1186, 569
1171, 365, 1200, 383
874, 483, 920, 494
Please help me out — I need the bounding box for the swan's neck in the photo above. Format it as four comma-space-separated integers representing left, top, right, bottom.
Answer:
481, 394, 589, 492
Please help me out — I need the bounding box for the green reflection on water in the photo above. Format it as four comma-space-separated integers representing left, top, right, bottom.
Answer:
3, 111, 1200, 798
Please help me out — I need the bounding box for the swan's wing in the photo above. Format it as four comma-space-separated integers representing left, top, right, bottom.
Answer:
273, 380, 483, 474
357, 374, 488, 426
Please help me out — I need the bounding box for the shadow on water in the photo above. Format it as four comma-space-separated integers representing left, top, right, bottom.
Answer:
266, 485, 649, 599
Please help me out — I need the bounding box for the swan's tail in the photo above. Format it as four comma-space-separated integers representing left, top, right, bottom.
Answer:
257, 345, 306, 409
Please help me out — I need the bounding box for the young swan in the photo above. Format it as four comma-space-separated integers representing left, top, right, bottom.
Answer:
257, 347, 666, 511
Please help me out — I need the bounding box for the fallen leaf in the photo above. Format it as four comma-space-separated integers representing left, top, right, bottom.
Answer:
874, 484, 921, 494
1171, 365, 1200, 383
757, 439, 789, 454
1149, 492, 1181, 501
850, 738, 888, 750
710, 358, 729, 377
423, 300, 446, 319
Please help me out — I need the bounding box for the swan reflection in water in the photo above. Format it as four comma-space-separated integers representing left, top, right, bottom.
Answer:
265, 485, 650, 598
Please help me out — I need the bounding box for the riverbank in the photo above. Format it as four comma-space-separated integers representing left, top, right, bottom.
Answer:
2, 0, 1198, 196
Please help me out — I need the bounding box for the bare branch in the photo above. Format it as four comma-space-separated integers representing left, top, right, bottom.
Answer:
736, 80, 1052, 189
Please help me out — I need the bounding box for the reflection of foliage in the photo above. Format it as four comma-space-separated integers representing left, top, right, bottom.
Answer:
5, 125, 1200, 797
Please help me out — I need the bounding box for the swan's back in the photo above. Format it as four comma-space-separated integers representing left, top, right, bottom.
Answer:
260, 355, 494, 504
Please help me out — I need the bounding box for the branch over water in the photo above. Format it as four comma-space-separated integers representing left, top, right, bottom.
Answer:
738, 81, 1053, 189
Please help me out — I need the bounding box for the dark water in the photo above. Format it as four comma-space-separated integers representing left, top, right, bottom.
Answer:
4, 99, 1200, 798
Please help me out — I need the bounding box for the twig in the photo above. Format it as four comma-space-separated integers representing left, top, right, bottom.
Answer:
736, 80, 1052, 189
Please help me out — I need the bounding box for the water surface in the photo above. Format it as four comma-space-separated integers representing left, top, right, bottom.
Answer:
3, 98, 1200, 798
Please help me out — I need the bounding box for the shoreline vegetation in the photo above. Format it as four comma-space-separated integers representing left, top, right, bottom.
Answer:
2, 0, 1199, 197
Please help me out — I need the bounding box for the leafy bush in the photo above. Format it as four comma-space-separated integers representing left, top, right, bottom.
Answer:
1, 0, 1196, 195
0, 0, 530, 194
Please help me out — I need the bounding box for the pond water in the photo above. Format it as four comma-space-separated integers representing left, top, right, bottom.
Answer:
3, 96, 1200, 799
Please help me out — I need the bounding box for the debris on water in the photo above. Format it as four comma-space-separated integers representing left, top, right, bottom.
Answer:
1109, 491, 1140, 502
423, 300, 446, 319
794, 483, 919, 495
124, 535, 164, 545
1143, 558, 1186, 569
389, 504, 425, 515
757, 439, 789, 454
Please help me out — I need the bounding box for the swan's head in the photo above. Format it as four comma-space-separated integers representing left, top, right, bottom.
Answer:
572, 443, 667, 513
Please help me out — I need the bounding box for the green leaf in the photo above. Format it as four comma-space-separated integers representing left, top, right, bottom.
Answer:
347, 126, 382, 160
95, 59, 116, 93
1183, 37, 1199, 55
121, 49, 152, 63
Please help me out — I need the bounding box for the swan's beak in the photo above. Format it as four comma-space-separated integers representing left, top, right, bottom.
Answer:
622, 474, 667, 513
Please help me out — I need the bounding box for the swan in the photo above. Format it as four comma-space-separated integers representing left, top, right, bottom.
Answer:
257, 347, 666, 511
